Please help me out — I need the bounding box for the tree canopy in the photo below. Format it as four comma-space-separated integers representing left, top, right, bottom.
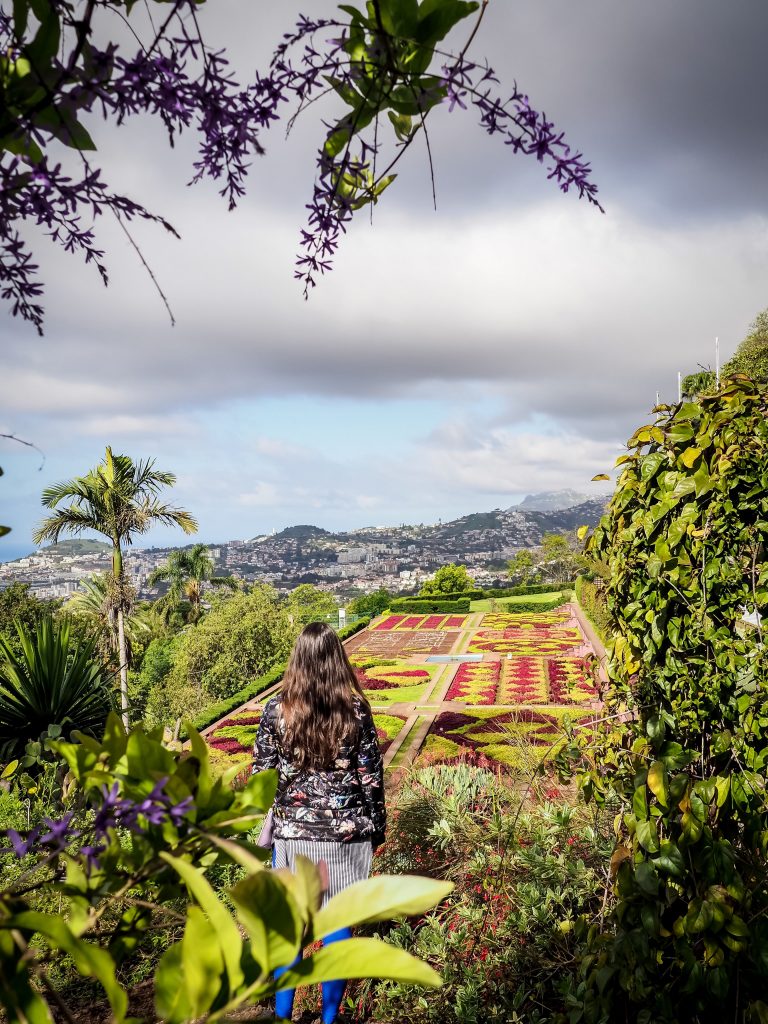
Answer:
420, 563, 475, 595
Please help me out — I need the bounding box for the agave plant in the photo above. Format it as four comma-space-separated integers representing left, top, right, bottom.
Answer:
0, 617, 114, 761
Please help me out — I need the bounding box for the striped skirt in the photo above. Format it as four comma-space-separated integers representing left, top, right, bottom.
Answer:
273, 838, 372, 906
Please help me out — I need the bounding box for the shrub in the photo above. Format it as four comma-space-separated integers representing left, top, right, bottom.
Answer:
0, 617, 114, 760
577, 378, 768, 1021
357, 766, 613, 1023
574, 575, 610, 642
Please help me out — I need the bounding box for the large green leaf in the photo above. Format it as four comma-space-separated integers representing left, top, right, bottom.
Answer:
10, 911, 126, 1021
231, 869, 304, 972
277, 936, 443, 989
160, 854, 244, 990
312, 874, 453, 940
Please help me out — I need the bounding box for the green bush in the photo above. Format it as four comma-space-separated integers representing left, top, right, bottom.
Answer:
357, 765, 612, 1024
0, 716, 450, 1022
483, 581, 575, 598
576, 377, 768, 1021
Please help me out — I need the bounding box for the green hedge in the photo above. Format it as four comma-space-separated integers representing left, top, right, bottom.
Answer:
574, 575, 610, 643
483, 581, 575, 598
397, 589, 484, 605
185, 617, 371, 736
389, 599, 472, 613
480, 597, 569, 615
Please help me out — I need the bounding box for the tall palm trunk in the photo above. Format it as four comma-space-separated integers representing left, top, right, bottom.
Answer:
116, 607, 129, 728
112, 541, 129, 728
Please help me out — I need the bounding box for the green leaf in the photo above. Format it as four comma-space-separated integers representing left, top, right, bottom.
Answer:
154, 943, 194, 1023
180, 906, 225, 1018
160, 854, 244, 990
1, 759, 19, 779
655, 840, 684, 877
684, 897, 713, 934
647, 761, 670, 808
231, 869, 304, 973
636, 819, 660, 853
313, 874, 453, 940
277, 936, 442, 990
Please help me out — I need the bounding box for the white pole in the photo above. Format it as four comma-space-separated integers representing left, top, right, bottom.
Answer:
655, 390, 660, 407
677, 371, 682, 402
715, 336, 720, 387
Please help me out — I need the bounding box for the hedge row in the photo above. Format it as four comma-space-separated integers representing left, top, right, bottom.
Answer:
185, 617, 371, 736
389, 598, 472, 613
484, 581, 575, 597
392, 589, 484, 606
574, 576, 611, 643
479, 597, 570, 615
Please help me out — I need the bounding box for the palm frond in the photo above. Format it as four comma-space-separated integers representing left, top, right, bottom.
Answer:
33, 507, 104, 546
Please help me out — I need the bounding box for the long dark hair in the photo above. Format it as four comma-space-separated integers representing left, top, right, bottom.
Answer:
281, 621, 369, 770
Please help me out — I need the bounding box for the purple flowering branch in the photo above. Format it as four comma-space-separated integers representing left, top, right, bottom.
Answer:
1, 776, 193, 873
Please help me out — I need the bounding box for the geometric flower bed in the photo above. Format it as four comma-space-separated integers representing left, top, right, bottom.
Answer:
495, 657, 549, 704
207, 708, 262, 760
345, 630, 459, 657
548, 656, 599, 703
374, 614, 468, 631
467, 628, 582, 655
354, 662, 436, 706
423, 707, 592, 770
444, 661, 500, 704
374, 713, 408, 755
479, 610, 571, 630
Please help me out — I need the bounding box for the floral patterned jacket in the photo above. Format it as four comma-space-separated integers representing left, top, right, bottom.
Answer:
252, 695, 386, 844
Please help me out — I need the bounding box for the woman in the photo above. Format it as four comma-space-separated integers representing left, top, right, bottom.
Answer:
253, 620, 386, 1024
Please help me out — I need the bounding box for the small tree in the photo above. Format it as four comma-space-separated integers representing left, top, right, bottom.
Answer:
420, 564, 475, 596
33, 448, 196, 726
349, 588, 393, 618
507, 549, 541, 586
722, 307, 768, 383
286, 584, 338, 628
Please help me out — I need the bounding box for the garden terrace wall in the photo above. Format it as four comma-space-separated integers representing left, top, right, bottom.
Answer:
185, 617, 371, 736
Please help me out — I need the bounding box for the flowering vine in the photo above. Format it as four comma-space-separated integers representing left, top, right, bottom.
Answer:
1, 0, 602, 332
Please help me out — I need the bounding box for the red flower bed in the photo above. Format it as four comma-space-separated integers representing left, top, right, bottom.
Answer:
444, 615, 467, 628
219, 714, 261, 728
422, 615, 444, 629
401, 616, 423, 629
209, 737, 249, 754
445, 662, 500, 705
375, 615, 404, 631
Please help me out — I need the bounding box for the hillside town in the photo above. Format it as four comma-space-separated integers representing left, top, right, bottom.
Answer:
0, 493, 608, 600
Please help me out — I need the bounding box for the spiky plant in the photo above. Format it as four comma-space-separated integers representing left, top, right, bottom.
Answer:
0, 617, 114, 761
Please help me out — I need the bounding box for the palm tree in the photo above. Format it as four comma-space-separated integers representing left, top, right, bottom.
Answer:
33, 447, 197, 726
148, 543, 236, 622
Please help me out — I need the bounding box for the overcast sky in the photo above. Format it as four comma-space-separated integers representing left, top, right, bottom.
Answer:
1, 0, 767, 559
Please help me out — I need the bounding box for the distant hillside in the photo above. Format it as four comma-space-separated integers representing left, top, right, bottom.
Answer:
42, 539, 110, 556
273, 524, 331, 540
517, 489, 606, 512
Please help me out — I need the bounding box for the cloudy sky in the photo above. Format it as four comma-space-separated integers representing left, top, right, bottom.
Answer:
1, 0, 767, 559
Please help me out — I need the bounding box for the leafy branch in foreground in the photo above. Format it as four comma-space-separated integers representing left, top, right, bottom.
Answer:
1, 0, 602, 331
0, 715, 452, 1022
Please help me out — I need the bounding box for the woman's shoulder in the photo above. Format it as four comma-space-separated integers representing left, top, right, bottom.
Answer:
262, 695, 283, 719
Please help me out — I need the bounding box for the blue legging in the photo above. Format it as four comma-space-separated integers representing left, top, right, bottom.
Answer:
274, 926, 351, 1023
272, 848, 350, 1023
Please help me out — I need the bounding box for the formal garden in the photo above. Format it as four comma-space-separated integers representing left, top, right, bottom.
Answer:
2, 377, 768, 1022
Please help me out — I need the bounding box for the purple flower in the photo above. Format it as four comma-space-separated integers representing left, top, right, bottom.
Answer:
1, 827, 40, 858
